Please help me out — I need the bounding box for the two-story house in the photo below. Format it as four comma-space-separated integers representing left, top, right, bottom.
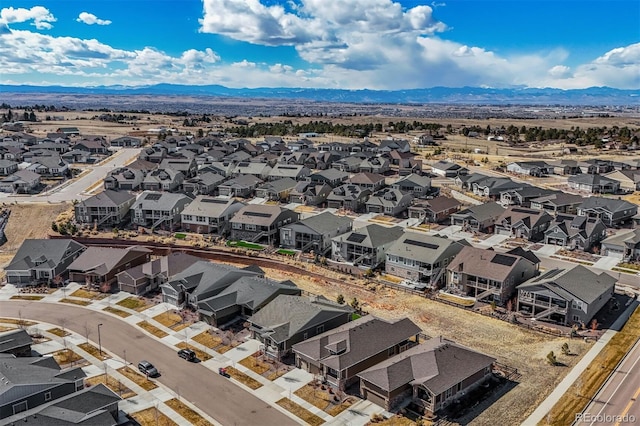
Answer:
326, 184, 372, 212
366, 188, 414, 217
131, 191, 193, 231
280, 211, 353, 256
230, 204, 299, 246
544, 214, 607, 251
494, 206, 554, 241
391, 173, 432, 198
289, 181, 333, 206
141, 169, 185, 192
567, 174, 620, 194
450, 202, 506, 233
182, 171, 226, 195
408, 196, 461, 224
600, 229, 640, 261
255, 178, 297, 201
348, 172, 386, 192
332, 225, 404, 269
218, 174, 263, 198
74, 190, 136, 228
577, 197, 638, 227
181, 195, 245, 235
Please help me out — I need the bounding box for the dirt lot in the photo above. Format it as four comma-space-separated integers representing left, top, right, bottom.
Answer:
260, 265, 591, 426
0, 202, 70, 269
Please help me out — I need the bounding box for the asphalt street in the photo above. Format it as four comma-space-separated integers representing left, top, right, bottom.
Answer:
0, 300, 296, 426
580, 338, 640, 425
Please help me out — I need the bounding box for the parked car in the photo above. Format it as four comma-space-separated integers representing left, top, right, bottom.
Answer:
138, 360, 159, 377
178, 348, 196, 361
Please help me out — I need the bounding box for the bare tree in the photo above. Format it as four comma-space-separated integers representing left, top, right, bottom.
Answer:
83, 322, 91, 344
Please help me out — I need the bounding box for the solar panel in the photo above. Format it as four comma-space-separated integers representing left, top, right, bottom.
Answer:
491, 254, 516, 266
245, 211, 272, 218
346, 233, 367, 243
404, 239, 439, 250
511, 208, 537, 214
145, 193, 162, 201
201, 198, 227, 204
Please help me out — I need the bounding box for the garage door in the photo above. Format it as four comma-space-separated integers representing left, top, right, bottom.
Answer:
604, 248, 624, 259
364, 389, 388, 409
496, 227, 511, 236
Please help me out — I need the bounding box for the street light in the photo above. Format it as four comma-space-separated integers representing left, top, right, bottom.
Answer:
97, 323, 103, 356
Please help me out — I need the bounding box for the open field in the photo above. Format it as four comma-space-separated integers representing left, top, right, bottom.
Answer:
261, 265, 592, 426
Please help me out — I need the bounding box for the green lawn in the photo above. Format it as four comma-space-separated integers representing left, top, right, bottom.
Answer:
276, 249, 297, 256
226, 240, 265, 250
174, 233, 187, 240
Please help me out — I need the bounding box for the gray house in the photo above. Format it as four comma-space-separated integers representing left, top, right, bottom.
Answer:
182, 171, 226, 195
577, 197, 638, 227
431, 161, 468, 177
600, 228, 640, 261
289, 181, 333, 206
447, 246, 540, 305
181, 195, 245, 235
385, 232, 469, 288
326, 184, 372, 212
332, 224, 404, 269
230, 204, 299, 246
74, 190, 136, 228
366, 188, 414, 217
391, 173, 432, 198
530, 193, 584, 215
0, 169, 41, 193
292, 316, 422, 390
218, 174, 263, 198
506, 161, 552, 176
280, 211, 353, 255
358, 338, 495, 414
248, 294, 353, 360
450, 202, 506, 233
0, 329, 33, 357
268, 164, 311, 181
347, 172, 386, 192
103, 167, 145, 191
544, 214, 607, 251
494, 206, 553, 242
117, 252, 201, 295
568, 174, 620, 194
5, 239, 86, 285
255, 178, 297, 201
141, 169, 184, 192
517, 266, 616, 326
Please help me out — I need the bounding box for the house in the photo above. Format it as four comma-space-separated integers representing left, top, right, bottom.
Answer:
141, 169, 185, 192
348, 172, 386, 192
103, 167, 145, 191
386, 232, 469, 288
181, 195, 245, 235
218, 174, 263, 198
391, 174, 432, 198
0, 159, 18, 176
447, 246, 540, 305
333, 156, 363, 173
131, 191, 193, 231
255, 178, 297, 201
74, 139, 109, 155
27, 155, 69, 177
158, 157, 197, 178
182, 171, 226, 195
517, 265, 616, 326
248, 294, 353, 360
547, 159, 582, 175
0, 169, 41, 193
358, 337, 495, 414
326, 184, 372, 212
67, 246, 151, 290
293, 316, 422, 390
289, 181, 333, 206
600, 228, 640, 261
450, 202, 506, 233
268, 164, 311, 181
471, 177, 525, 199
204, 161, 236, 177
110, 135, 142, 147
577, 197, 638, 227
74, 190, 135, 228
5, 383, 122, 426
408, 196, 462, 224
398, 158, 423, 176
379, 138, 411, 153
303, 151, 341, 170
61, 149, 92, 164
233, 161, 272, 180
359, 157, 390, 174
578, 159, 614, 175
308, 169, 350, 187
499, 186, 558, 207
280, 212, 353, 255
5, 239, 86, 286
366, 188, 414, 217
568, 174, 620, 194
56, 126, 80, 136
506, 161, 552, 176
332, 225, 404, 269
544, 214, 607, 251
605, 170, 640, 192
494, 206, 554, 241
161, 261, 263, 307
0, 329, 33, 357
0, 356, 86, 420
197, 276, 301, 326
430, 161, 468, 177
117, 252, 201, 295
230, 204, 299, 246
530, 193, 584, 215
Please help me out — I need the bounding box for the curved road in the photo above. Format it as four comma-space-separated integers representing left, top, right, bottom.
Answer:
1, 300, 295, 426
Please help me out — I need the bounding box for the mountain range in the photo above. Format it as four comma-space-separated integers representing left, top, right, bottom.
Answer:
0, 84, 638, 105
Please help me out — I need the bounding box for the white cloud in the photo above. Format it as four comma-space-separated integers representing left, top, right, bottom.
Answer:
548, 65, 571, 78
77, 12, 112, 26
0, 6, 56, 29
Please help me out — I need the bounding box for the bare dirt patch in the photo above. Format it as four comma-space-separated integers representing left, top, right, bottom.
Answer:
225, 366, 263, 390
131, 407, 178, 426
69, 288, 109, 300
175, 342, 212, 361
10, 295, 44, 301
116, 366, 158, 391
59, 298, 91, 306
52, 349, 85, 366
47, 327, 70, 337
137, 320, 169, 338
103, 306, 132, 318
117, 296, 152, 312
153, 311, 190, 331
78, 342, 111, 361
276, 398, 325, 426
165, 398, 214, 426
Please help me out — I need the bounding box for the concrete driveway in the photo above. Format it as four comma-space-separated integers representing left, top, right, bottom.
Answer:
0, 300, 296, 426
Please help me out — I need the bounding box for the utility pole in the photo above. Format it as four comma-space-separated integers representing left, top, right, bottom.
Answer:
97, 323, 103, 356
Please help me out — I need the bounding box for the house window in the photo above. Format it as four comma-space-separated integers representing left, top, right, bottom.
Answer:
232, 222, 242, 229
316, 325, 324, 334
303, 332, 308, 340
45, 391, 52, 401
12, 401, 28, 415
245, 224, 256, 231
573, 315, 580, 322
388, 347, 396, 356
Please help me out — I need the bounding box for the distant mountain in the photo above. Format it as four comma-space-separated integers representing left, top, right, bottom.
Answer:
0, 84, 638, 105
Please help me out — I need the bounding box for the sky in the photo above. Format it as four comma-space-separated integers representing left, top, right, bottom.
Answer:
0, 0, 638, 90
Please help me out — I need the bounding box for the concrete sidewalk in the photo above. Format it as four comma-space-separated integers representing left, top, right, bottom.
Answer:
523, 299, 639, 425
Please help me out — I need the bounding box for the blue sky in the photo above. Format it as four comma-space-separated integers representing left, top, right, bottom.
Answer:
0, 0, 638, 89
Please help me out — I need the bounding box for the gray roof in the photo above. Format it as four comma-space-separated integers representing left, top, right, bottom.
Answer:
568, 174, 618, 186
131, 191, 193, 210
447, 246, 538, 282
287, 211, 353, 235
169, 260, 262, 298
579, 197, 637, 214
366, 188, 413, 208
531, 192, 584, 207
348, 172, 386, 185
357, 338, 495, 394
456, 202, 505, 222
257, 177, 298, 193
79, 190, 135, 208
67, 246, 150, 276
517, 265, 616, 304
601, 228, 640, 247
249, 295, 353, 344
292, 316, 421, 371
393, 173, 431, 189
311, 168, 349, 180
386, 232, 469, 264
118, 252, 201, 281
411, 196, 461, 213
334, 224, 404, 248
6, 239, 86, 272
220, 174, 263, 187
230, 204, 294, 226
431, 161, 462, 171
181, 195, 244, 218
184, 171, 225, 186
0, 329, 33, 353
